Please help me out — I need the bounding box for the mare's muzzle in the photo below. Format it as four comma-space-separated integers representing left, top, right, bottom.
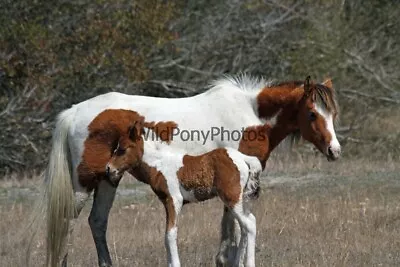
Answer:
327, 146, 341, 161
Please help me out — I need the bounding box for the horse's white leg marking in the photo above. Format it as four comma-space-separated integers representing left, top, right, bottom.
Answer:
88, 180, 117, 267
230, 201, 256, 267
245, 213, 256, 267
166, 226, 179, 267
164, 196, 182, 267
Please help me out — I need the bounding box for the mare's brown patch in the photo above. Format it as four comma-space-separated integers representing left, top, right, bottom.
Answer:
177, 148, 241, 207
143, 121, 178, 143
238, 124, 272, 170
78, 109, 144, 191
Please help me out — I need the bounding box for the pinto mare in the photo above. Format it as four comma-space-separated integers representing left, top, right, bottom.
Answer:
105, 117, 263, 267
28, 75, 340, 266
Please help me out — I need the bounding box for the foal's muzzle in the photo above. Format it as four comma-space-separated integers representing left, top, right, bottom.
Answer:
105, 163, 120, 180
105, 164, 122, 187
105, 165, 111, 177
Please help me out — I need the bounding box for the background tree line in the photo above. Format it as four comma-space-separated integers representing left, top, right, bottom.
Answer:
0, 0, 399, 174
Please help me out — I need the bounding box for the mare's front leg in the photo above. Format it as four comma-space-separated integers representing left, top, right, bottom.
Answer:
216, 207, 242, 267
88, 180, 117, 267
163, 196, 182, 267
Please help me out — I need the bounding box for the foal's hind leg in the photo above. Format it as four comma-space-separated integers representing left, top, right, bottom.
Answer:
230, 202, 256, 267
89, 180, 117, 267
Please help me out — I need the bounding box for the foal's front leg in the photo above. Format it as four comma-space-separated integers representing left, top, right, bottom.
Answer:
163, 196, 182, 267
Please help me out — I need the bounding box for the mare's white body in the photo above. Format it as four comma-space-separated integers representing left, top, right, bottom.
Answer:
33, 75, 340, 267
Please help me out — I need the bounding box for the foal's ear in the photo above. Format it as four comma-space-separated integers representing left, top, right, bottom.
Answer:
128, 121, 142, 141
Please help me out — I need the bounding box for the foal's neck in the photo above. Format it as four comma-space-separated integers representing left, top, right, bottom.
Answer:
128, 141, 184, 185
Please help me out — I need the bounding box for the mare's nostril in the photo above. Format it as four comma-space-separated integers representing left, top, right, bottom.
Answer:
106, 166, 110, 177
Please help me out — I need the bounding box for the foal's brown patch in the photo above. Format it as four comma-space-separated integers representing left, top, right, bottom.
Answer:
143, 121, 178, 143
177, 148, 241, 207
238, 124, 271, 170
78, 109, 144, 191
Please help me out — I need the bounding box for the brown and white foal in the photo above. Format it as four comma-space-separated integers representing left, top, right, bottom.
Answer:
106, 119, 263, 267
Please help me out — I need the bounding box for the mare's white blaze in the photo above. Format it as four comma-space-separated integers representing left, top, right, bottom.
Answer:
315, 104, 341, 153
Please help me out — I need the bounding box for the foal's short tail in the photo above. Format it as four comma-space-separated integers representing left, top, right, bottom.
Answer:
27, 108, 76, 267
243, 156, 262, 200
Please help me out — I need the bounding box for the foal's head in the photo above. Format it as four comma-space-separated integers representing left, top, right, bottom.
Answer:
106, 119, 145, 184
296, 76, 341, 161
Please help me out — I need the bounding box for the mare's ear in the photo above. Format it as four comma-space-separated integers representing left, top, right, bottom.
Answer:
322, 78, 333, 90
304, 75, 312, 96
128, 120, 143, 141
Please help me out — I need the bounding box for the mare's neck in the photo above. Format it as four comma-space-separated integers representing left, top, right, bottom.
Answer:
241, 84, 304, 168
255, 83, 303, 120
257, 83, 304, 152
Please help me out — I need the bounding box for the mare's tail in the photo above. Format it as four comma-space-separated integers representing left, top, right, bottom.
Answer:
27, 107, 76, 267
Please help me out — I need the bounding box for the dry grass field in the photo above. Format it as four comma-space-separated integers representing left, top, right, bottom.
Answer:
1, 157, 400, 267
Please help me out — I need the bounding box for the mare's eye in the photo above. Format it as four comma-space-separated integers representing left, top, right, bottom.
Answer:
309, 111, 317, 121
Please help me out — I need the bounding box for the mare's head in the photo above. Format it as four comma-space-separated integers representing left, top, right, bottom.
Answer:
106, 119, 145, 185
296, 76, 341, 161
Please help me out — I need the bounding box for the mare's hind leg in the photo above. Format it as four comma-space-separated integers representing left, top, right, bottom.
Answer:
215, 207, 241, 267
89, 180, 117, 267
61, 190, 91, 267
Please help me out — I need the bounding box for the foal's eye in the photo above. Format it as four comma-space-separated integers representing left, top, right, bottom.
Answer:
308, 111, 317, 121
115, 147, 126, 156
